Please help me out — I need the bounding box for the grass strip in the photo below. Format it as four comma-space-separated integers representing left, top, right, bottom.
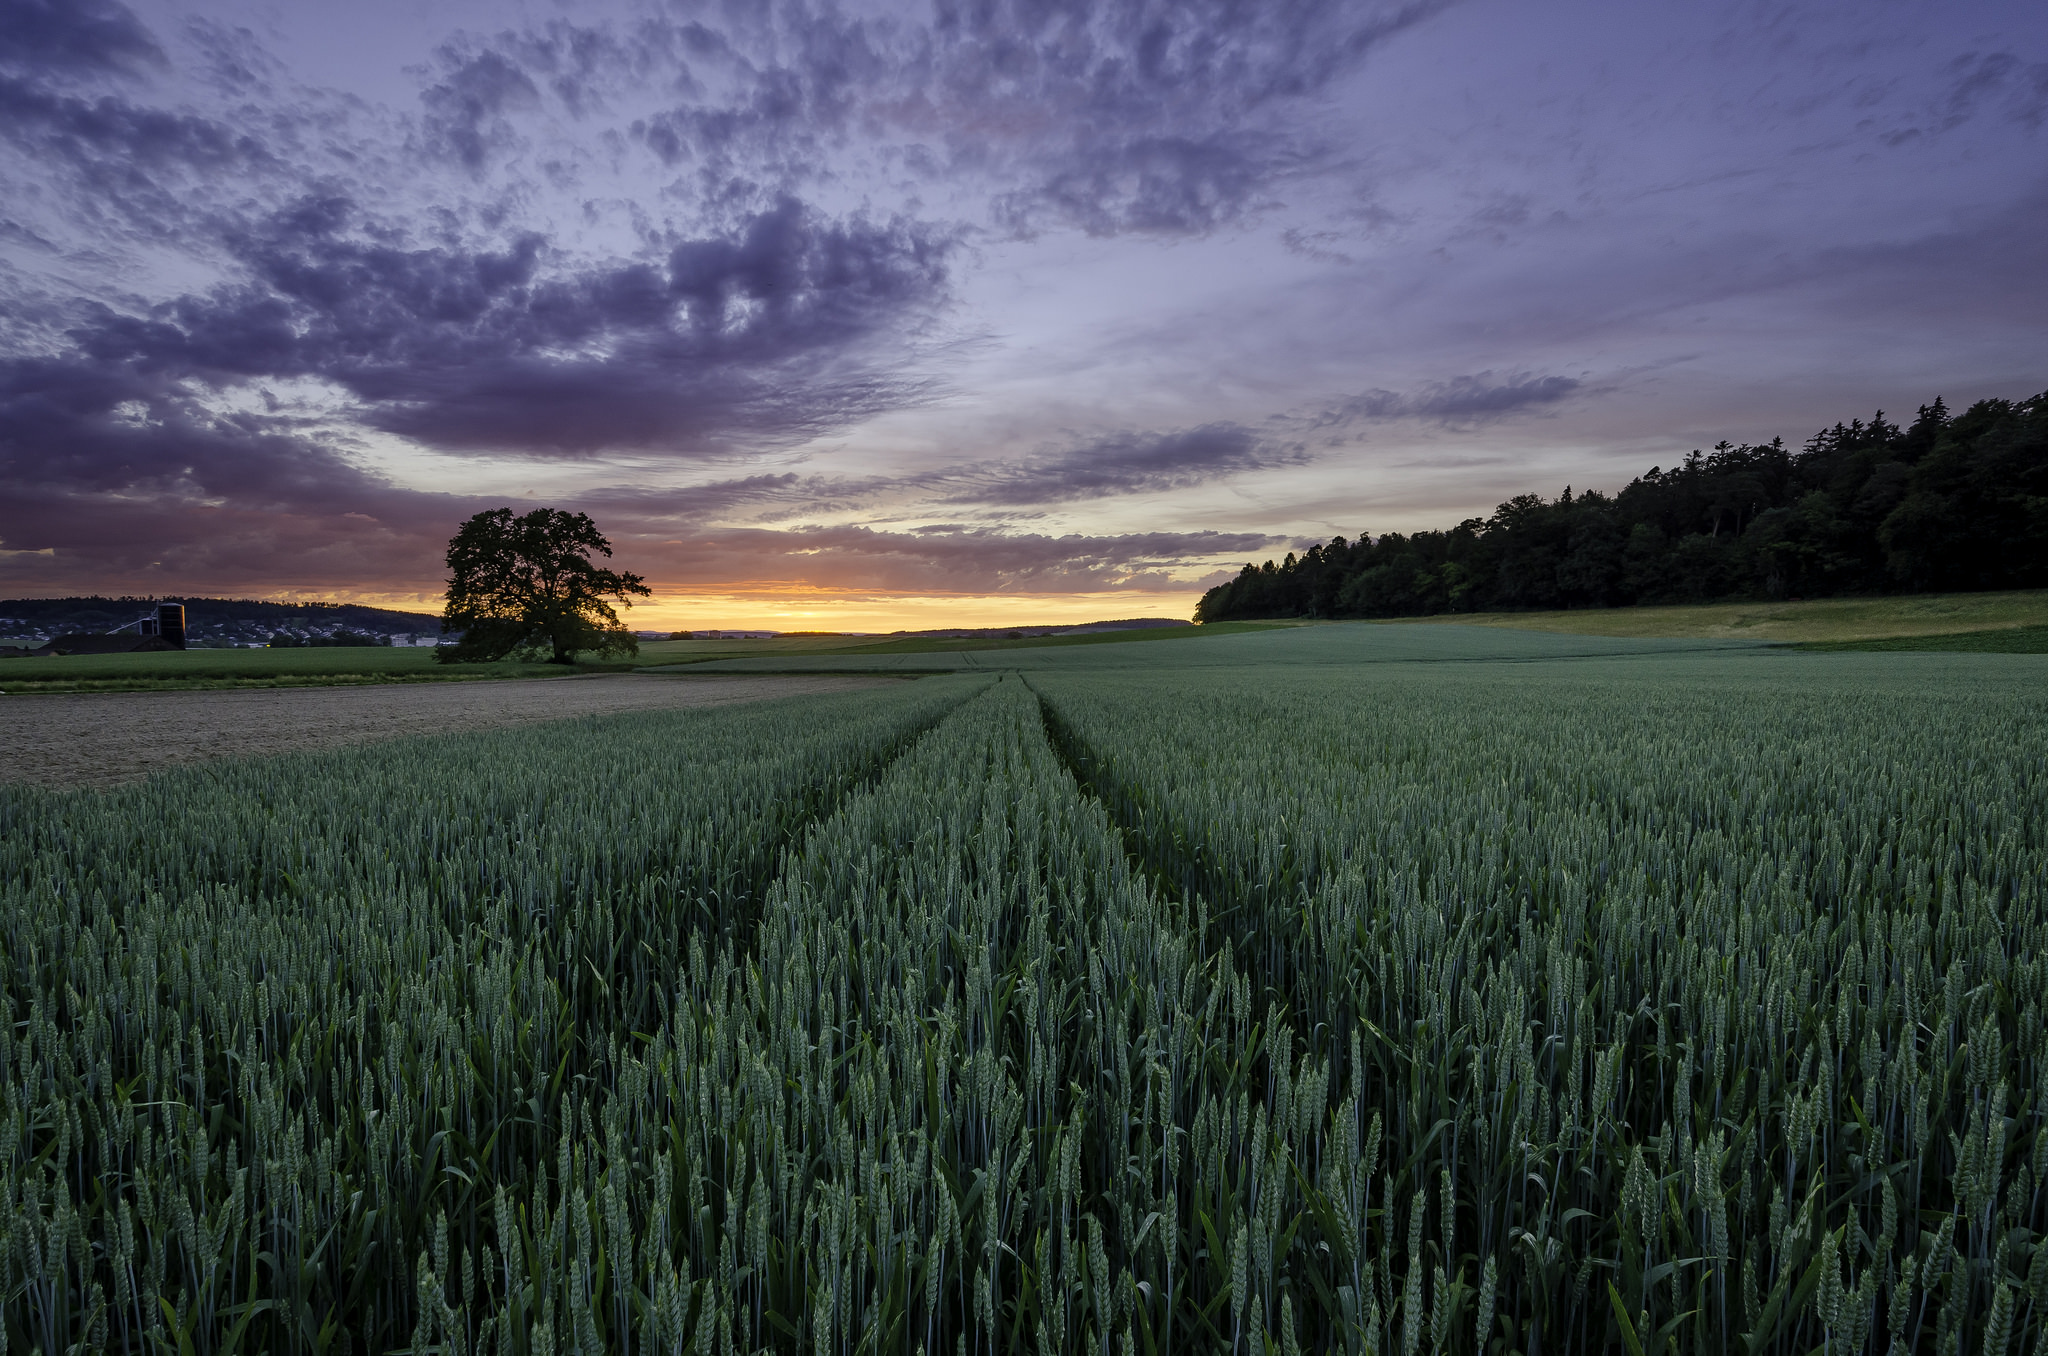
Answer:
0, 652, 643, 693
1374, 587, 2048, 641
638, 618, 1294, 668
0, 672, 541, 694
1790, 623, 2048, 652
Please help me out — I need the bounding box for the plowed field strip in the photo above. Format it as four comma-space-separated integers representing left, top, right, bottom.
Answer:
1, 673, 898, 788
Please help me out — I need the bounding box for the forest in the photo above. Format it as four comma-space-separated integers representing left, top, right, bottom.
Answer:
1197, 390, 2048, 620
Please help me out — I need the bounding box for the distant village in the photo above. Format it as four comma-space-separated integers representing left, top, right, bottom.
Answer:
3, 601, 1196, 656
0, 597, 443, 656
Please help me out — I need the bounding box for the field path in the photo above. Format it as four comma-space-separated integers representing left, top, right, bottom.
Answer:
1, 673, 896, 789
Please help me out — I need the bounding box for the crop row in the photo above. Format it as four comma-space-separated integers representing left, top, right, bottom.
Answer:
5, 656, 2042, 1355
1031, 660, 2047, 1355
0, 677, 976, 1354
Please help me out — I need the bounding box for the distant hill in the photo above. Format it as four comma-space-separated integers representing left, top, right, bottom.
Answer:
0, 596, 440, 647
670, 618, 1195, 640
885, 618, 1193, 639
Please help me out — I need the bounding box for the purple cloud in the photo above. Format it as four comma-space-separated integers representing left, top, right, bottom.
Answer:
1320, 374, 1584, 427
56, 195, 953, 457
958, 422, 1305, 504
0, 0, 163, 76
0, 0, 2041, 611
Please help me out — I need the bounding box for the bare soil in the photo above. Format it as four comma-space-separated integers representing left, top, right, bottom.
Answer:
1, 673, 898, 790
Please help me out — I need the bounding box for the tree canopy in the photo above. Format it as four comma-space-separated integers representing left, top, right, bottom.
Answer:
1197, 389, 2048, 622
439, 508, 651, 663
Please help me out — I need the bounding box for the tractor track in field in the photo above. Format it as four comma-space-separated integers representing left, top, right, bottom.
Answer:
1, 673, 900, 789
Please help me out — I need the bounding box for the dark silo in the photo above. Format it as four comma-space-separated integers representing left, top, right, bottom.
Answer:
157, 604, 186, 649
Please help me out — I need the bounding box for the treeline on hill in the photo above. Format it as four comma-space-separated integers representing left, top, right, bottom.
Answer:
264, 630, 393, 647
0, 596, 439, 634
1197, 389, 2048, 620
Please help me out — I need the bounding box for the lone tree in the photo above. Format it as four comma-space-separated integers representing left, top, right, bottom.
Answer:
438, 508, 651, 664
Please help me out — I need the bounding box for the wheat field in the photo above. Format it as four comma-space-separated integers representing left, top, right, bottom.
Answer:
3, 643, 2043, 1355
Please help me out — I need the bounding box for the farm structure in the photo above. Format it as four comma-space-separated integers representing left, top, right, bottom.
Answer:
0, 596, 440, 651
10, 603, 187, 657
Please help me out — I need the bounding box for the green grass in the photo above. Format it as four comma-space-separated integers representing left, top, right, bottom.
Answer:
8, 646, 2047, 1355
0, 624, 1294, 692
828, 617, 1290, 653
1792, 622, 2048, 652
632, 634, 923, 664
1389, 587, 2048, 642
16, 596, 2040, 692
633, 618, 1287, 667
677, 619, 1772, 673
0, 644, 642, 692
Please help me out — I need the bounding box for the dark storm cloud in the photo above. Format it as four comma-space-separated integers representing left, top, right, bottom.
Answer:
0, 349, 466, 591
0, 486, 446, 593
9, 0, 2038, 612
0, 0, 163, 76
962, 422, 1304, 505
1, 180, 961, 589
0, 353, 420, 514
0, 347, 1271, 592
0, 354, 1274, 590
65, 194, 952, 456
0, 0, 964, 599
1, 0, 1447, 597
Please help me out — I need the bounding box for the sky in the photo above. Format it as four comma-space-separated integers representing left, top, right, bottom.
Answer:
2, 0, 2043, 630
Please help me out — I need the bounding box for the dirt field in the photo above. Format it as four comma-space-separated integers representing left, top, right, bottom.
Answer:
1, 673, 898, 790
